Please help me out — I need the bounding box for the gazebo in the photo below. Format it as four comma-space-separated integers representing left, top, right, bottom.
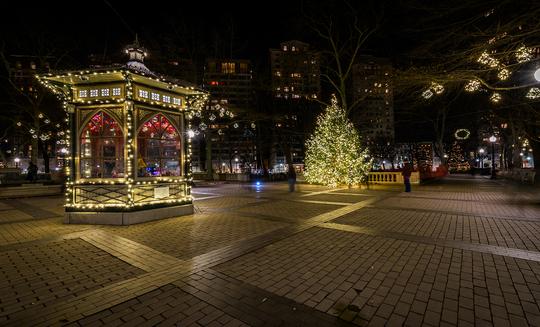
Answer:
37, 40, 207, 225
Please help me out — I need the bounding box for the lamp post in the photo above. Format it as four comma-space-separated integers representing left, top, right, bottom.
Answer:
489, 135, 497, 179
534, 68, 540, 82
479, 148, 485, 168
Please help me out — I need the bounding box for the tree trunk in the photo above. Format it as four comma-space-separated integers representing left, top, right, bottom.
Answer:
39, 140, 50, 173
205, 131, 213, 180
31, 137, 38, 165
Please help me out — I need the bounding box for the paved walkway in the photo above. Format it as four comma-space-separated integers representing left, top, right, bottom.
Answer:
1, 176, 540, 326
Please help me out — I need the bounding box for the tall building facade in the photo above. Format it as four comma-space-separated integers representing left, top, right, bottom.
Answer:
191, 59, 256, 174
203, 59, 253, 109
270, 40, 320, 100
352, 56, 394, 145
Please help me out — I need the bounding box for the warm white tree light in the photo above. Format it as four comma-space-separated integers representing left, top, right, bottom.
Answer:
304, 96, 371, 187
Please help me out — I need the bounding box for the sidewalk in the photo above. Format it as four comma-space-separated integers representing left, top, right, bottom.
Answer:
1, 176, 540, 326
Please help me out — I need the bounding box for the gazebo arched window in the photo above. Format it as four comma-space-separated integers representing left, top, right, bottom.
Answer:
137, 114, 181, 177
80, 111, 124, 178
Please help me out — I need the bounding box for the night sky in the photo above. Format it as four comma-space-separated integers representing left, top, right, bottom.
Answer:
3, 1, 420, 65
1, 0, 528, 143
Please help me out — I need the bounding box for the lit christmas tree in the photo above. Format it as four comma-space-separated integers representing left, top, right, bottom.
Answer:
304, 96, 372, 187
447, 141, 470, 172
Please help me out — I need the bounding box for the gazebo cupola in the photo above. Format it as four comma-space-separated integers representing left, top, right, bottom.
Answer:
125, 35, 152, 75
36, 39, 208, 225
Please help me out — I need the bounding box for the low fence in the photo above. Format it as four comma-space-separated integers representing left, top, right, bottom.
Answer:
0, 168, 66, 185
193, 172, 251, 182
0, 184, 63, 198
368, 171, 420, 184
499, 169, 536, 185
194, 171, 421, 185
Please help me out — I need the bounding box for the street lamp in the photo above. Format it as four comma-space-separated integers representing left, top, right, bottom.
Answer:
479, 148, 485, 168
534, 68, 540, 82
14, 157, 20, 168
489, 135, 497, 179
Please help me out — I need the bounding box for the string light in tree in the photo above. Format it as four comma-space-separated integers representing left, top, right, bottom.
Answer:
478, 51, 510, 81
478, 51, 500, 68
526, 87, 540, 99
422, 89, 434, 99
464, 79, 481, 92
498, 68, 510, 80
490, 92, 501, 103
430, 82, 444, 94
515, 45, 534, 63
304, 95, 372, 187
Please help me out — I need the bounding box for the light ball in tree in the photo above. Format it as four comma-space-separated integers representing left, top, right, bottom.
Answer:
535, 68, 540, 82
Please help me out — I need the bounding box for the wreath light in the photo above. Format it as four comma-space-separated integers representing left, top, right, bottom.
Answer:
454, 128, 470, 140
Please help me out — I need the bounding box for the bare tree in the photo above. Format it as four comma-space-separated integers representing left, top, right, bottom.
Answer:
0, 36, 70, 172
393, 0, 540, 181
305, 1, 381, 113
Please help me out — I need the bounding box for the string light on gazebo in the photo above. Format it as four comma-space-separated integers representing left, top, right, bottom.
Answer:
36, 38, 208, 225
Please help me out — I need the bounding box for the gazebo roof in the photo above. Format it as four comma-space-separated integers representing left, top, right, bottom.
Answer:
37, 37, 206, 97
36, 65, 206, 97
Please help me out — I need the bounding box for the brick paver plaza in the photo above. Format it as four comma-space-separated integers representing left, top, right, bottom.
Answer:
1, 175, 540, 326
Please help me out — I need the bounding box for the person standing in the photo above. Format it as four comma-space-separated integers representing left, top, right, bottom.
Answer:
287, 165, 297, 192
27, 162, 38, 183
401, 160, 412, 192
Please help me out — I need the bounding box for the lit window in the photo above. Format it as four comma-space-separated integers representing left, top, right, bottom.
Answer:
79, 90, 88, 98
221, 62, 235, 74
101, 88, 110, 96
151, 92, 160, 101
112, 87, 121, 96
173, 98, 181, 105
292, 46, 296, 51
239, 63, 248, 73
80, 111, 124, 178
283, 46, 288, 51
162, 95, 171, 103
137, 114, 181, 177
139, 89, 148, 98
90, 89, 98, 97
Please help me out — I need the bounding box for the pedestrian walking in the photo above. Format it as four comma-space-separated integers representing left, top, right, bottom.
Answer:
401, 160, 412, 192
287, 166, 296, 192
